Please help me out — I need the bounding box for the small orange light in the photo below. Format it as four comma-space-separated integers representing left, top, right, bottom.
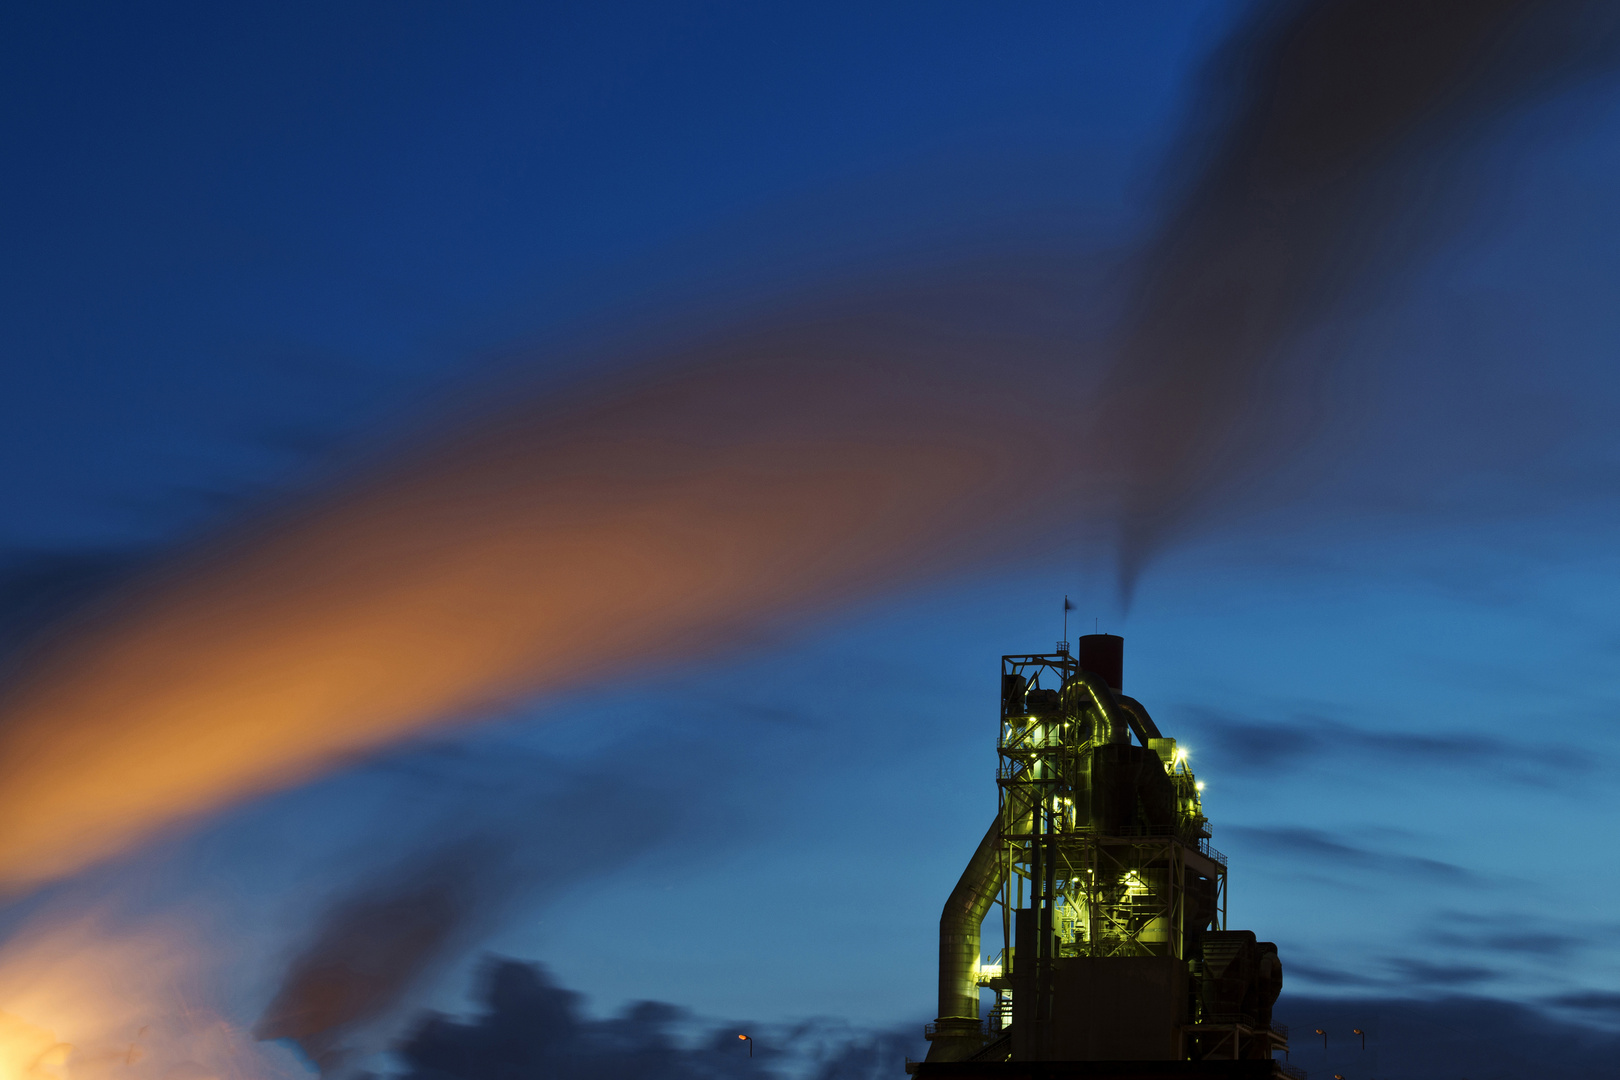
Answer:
738, 1035, 747, 1040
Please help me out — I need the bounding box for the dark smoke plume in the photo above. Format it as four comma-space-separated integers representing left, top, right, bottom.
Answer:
254, 859, 477, 1075
253, 740, 706, 1072
1103, 0, 1620, 600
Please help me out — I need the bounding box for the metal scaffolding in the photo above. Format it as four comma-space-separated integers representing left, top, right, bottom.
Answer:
990, 652, 1227, 1057
919, 637, 1288, 1072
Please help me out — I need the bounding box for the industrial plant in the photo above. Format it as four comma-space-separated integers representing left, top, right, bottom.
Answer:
911, 635, 1290, 1079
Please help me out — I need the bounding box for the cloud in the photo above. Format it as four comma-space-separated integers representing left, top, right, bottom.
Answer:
1186, 714, 1322, 770
1429, 911, 1589, 959
392, 957, 922, 1080
1184, 707, 1585, 783
1284, 952, 1507, 994
1384, 958, 1495, 986
1281, 960, 1392, 989
374, 962, 1620, 1080
1469, 931, 1581, 957
1272, 908, 1620, 1000
1226, 825, 1475, 883
1549, 991, 1620, 1012
1276, 993, 1620, 1079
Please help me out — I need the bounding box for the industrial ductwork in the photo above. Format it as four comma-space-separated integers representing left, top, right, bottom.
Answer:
916, 634, 1287, 1073
929, 817, 1006, 1059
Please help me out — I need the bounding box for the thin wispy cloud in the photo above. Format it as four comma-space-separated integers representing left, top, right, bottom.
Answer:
1183, 706, 1586, 783
1226, 825, 1477, 883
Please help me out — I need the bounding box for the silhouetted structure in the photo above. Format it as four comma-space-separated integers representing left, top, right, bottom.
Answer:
911, 637, 1290, 1079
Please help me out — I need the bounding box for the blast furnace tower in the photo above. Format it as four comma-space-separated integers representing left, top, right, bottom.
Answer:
910, 635, 1290, 1079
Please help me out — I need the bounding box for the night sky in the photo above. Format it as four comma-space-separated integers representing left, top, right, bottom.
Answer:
5, 3, 1620, 1079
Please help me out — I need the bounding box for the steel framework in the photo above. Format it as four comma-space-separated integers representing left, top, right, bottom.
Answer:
985, 652, 1226, 1053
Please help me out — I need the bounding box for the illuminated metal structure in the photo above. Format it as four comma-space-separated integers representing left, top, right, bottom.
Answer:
912, 635, 1288, 1078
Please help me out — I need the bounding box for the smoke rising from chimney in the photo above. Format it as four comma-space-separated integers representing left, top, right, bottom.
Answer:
1102, 0, 1620, 601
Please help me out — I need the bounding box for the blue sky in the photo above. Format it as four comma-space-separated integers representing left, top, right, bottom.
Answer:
5, 2, 1620, 1076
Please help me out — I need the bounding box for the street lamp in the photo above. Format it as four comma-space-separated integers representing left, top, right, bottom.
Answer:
1352, 1028, 1366, 1050
737, 1034, 753, 1058
1315, 1028, 1327, 1049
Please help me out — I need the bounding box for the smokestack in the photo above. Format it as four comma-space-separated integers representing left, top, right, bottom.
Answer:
1077, 633, 1122, 691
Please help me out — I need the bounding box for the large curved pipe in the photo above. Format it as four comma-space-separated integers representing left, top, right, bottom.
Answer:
931, 675, 1131, 1048
937, 816, 1005, 1022
1115, 694, 1163, 742
1060, 671, 1130, 745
